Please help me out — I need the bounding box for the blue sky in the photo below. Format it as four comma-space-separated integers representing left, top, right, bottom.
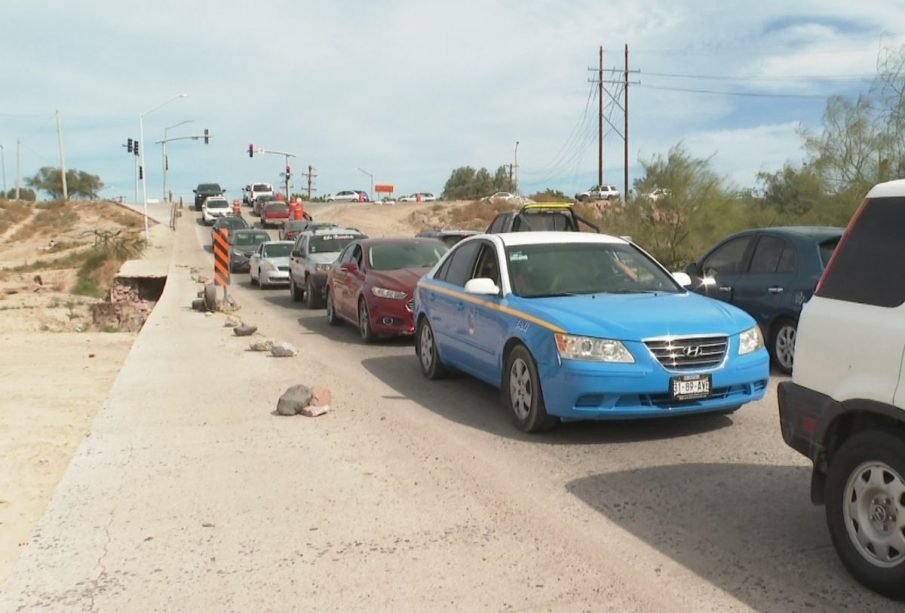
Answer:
2, 0, 903, 201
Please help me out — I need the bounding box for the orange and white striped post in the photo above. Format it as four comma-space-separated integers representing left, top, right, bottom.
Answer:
213, 227, 231, 302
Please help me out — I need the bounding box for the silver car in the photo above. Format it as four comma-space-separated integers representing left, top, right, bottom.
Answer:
249, 241, 294, 288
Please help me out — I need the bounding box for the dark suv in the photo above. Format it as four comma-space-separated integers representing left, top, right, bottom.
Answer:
686, 226, 842, 373
486, 203, 599, 233
193, 182, 225, 211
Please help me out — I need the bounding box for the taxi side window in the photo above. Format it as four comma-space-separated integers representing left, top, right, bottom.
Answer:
472, 244, 500, 286
439, 241, 481, 287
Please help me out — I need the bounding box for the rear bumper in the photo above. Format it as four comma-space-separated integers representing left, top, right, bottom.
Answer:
777, 381, 839, 463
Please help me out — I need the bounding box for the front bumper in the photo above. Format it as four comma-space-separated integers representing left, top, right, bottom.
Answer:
539, 345, 769, 420
260, 268, 290, 285
230, 252, 253, 272
368, 296, 415, 336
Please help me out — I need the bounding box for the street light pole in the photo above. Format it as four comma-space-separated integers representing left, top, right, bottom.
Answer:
162, 119, 193, 202
140, 93, 187, 239
513, 141, 520, 194
0, 144, 6, 197
357, 167, 373, 202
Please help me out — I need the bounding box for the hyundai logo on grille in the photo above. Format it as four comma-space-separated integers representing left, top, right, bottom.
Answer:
684, 345, 701, 358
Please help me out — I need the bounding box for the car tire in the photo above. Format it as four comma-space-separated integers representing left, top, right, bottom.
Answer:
326, 290, 342, 326
358, 298, 376, 343
503, 345, 558, 433
825, 430, 905, 599
258, 273, 267, 289
415, 318, 449, 379
306, 277, 322, 309
771, 318, 797, 375
290, 278, 303, 302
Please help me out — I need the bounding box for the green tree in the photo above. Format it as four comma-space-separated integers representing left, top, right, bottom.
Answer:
755, 164, 824, 217
442, 165, 512, 200
26, 167, 104, 200
2, 187, 37, 201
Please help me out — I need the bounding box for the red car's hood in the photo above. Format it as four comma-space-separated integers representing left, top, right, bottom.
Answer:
369, 267, 431, 295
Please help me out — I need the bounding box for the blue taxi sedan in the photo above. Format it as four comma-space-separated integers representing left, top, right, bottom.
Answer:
414, 232, 770, 432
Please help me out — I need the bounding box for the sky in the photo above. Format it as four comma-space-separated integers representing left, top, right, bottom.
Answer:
2, 0, 904, 202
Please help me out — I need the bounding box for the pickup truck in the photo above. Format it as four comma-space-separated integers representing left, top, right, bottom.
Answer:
244, 182, 273, 206
486, 203, 599, 233
193, 182, 225, 211
289, 227, 366, 309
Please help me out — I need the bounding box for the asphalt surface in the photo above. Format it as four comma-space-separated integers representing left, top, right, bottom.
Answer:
1, 208, 899, 612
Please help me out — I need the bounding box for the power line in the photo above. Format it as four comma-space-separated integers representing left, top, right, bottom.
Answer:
641, 70, 873, 83
639, 83, 829, 99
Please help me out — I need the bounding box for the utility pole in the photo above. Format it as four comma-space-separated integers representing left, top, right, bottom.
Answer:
624, 43, 629, 202
0, 144, 7, 197
305, 165, 317, 199
514, 141, 520, 194
508, 163, 513, 191
56, 110, 68, 200
15, 138, 20, 201
598, 45, 604, 187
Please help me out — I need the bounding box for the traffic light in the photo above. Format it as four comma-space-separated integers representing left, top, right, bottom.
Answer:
127, 138, 133, 153
203, 128, 209, 145
248, 144, 254, 158
134, 140, 139, 157
139, 166, 143, 180
286, 164, 291, 177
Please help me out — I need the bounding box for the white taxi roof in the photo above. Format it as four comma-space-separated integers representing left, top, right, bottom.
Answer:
495, 231, 627, 247
866, 179, 905, 199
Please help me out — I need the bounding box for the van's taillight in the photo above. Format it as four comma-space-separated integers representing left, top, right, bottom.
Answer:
815, 197, 870, 296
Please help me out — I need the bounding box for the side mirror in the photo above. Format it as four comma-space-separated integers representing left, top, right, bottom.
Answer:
341, 262, 358, 273
291, 250, 301, 258
671, 272, 692, 287
685, 262, 702, 277
464, 278, 500, 296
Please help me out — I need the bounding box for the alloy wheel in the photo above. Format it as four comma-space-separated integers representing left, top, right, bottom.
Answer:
843, 460, 905, 568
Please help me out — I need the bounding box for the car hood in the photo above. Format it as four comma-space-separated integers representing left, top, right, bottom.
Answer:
262, 256, 290, 267
309, 253, 338, 266
509, 291, 755, 341
369, 267, 432, 294
232, 245, 259, 255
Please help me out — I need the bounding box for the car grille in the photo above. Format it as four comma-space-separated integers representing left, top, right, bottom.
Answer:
406, 299, 415, 312
643, 335, 728, 370
278, 266, 290, 272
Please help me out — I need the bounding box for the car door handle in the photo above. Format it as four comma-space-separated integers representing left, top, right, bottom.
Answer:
718, 286, 732, 293
456, 302, 465, 311
768, 286, 784, 294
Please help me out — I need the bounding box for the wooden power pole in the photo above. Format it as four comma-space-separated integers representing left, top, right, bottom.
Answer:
56, 110, 68, 200
624, 44, 629, 201
598, 45, 604, 187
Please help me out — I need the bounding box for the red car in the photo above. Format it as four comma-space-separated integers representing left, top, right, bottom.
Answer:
260, 203, 290, 229
325, 237, 448, 342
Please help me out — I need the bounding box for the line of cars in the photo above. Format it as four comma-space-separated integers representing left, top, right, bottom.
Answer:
195, 182, 905, 599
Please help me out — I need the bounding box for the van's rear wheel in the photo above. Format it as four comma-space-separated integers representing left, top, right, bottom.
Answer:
825, 430, 905, 599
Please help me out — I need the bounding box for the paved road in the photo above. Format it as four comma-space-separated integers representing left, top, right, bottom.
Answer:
1, 211, 896, 611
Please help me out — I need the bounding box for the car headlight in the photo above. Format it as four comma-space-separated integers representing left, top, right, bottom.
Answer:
315, 263, 332, 272
738, 326, 764, 355
371, 286, 407, 299
554, 333, 634, 363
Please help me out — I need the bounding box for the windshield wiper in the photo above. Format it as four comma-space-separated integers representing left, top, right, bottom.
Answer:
524, 292, 577, 298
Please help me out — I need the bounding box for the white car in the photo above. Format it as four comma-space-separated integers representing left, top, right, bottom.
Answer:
778, 178, 905, 599
575, 185, 620, 202
201, 196, 231, 225
399, 192, 437, 203
249, 240, 294, 288
327, 190, 361, 202
482, 192, 516, 202
646, 188, 672, 201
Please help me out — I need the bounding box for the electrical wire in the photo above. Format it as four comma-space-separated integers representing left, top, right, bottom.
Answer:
639, 84, 829, 99
641, 70, 873, 83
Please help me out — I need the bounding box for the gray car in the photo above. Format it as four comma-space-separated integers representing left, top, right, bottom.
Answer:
229, 229, 271, 272
249, 241, 294, 288
289, 227, 366, 308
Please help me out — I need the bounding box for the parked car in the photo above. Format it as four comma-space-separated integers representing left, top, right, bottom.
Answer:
399, 193, 438, 203
249, 241, 294, 288
482, 192, 516, 202
486, 203, 599, 234
327, 191, 361, 202
415, 230, 480, 248
228, 229, 271, 272
193, 182, 225, 211
685, 226, 843, 373
289, 227, 367, 308
201, 196, 231, 225
325, 238, 448, 341
260, 203, 290, 228
280, 219, 323, 241
646, 188, 672, 201
575, 184, 620, 202
353, 190, 371, 202
414, 232, 769, 433
778, 180, 905, 600
253, 194, 279, 216
244, 182, 273, 206
210, 215, 249, 246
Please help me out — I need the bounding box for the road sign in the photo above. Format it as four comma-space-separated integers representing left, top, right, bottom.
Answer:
213, 228, 231, 287
375, 184, 394, 193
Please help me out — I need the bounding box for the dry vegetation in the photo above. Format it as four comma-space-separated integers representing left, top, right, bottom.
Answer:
0, 198, 148, 331
407, 199, 521, 232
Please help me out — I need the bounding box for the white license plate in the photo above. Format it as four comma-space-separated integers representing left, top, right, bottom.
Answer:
671, 375, 711, 400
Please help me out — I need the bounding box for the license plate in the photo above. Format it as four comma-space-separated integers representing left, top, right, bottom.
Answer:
670, 374, 711, 400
